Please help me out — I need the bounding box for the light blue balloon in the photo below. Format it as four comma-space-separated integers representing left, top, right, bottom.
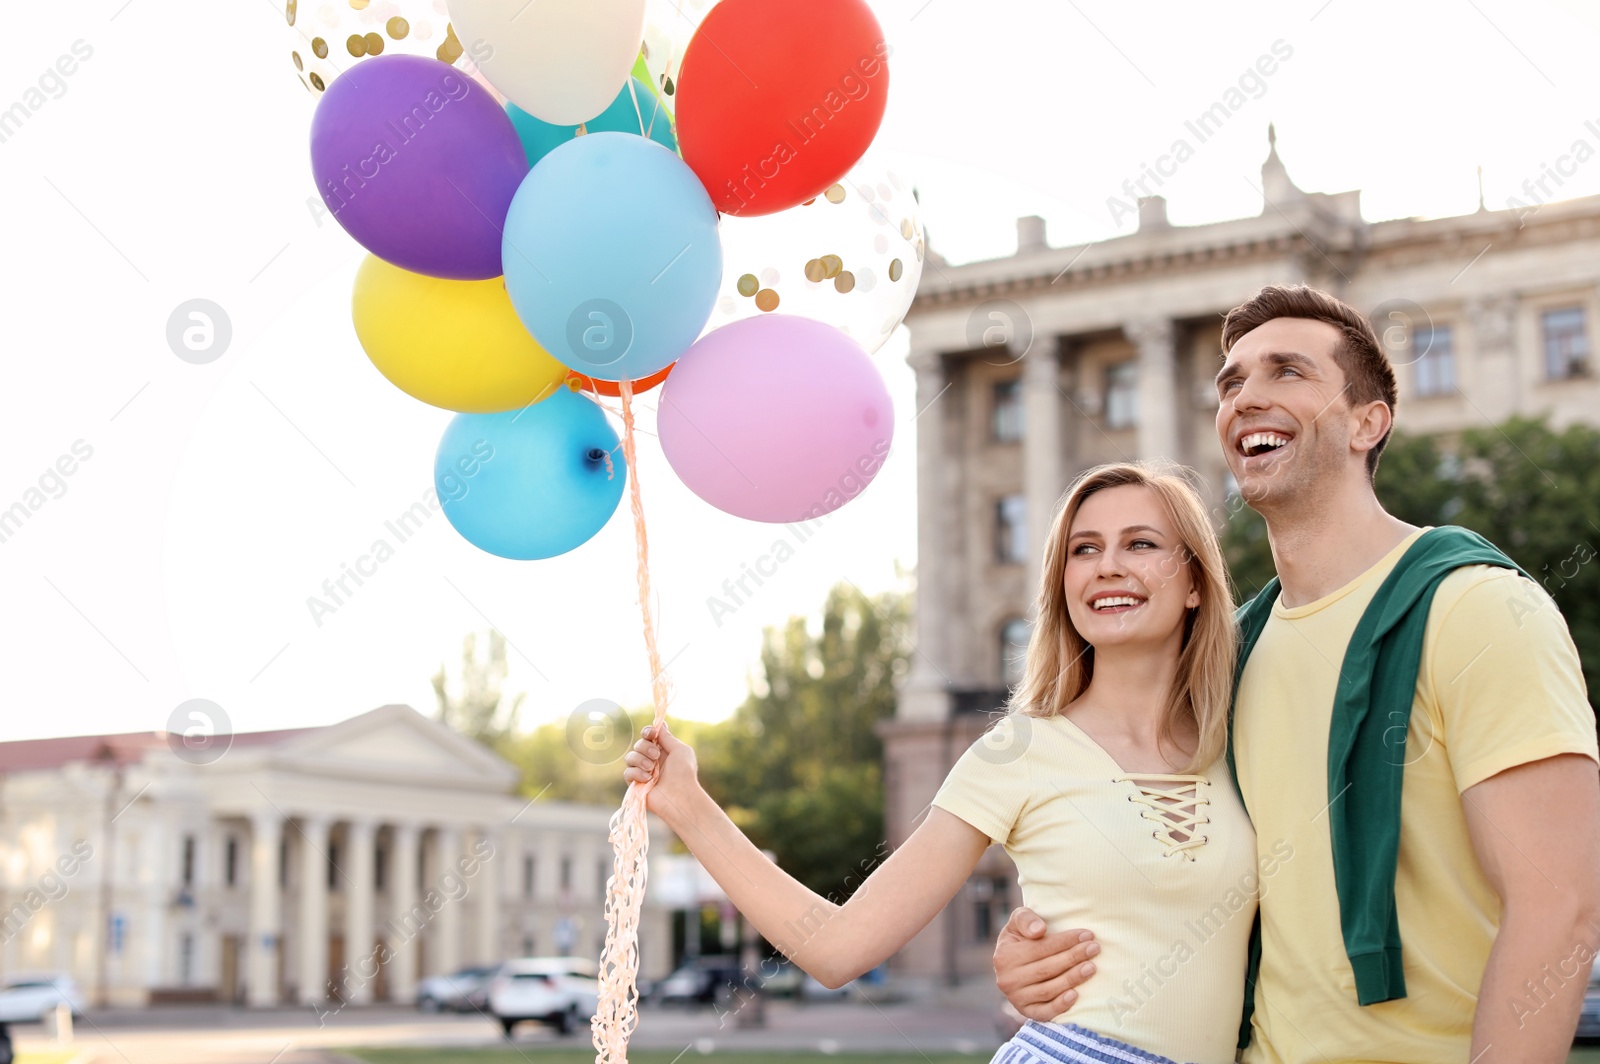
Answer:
507, 78, 678, 169
501, 132, 722, 383
435, 387, 626, 561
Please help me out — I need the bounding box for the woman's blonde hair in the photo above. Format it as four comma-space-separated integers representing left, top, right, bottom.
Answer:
1008, 461, 1236, 774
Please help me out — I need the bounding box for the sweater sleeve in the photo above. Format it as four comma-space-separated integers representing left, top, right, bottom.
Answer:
1422, 566, 1598, 794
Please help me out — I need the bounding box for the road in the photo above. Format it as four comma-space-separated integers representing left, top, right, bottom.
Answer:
9, 997, 1007, 1064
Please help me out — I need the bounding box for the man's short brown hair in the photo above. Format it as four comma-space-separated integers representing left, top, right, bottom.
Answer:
1220, 284, 1399, 478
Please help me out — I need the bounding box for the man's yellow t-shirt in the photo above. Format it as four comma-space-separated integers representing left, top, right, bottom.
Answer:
1235, 527, 1599, 1064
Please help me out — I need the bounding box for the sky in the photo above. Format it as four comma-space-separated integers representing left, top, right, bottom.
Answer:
4, 0, 1600, 744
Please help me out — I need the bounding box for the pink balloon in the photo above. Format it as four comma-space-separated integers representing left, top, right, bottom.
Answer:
658, 315, 894, 523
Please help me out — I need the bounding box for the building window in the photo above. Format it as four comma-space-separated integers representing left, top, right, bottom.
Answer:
1105, 361, 1138, 429
374, 845, 387, 892
181, 835, 196, 888
279, 839, 288, 889
992, 379, 1023, 442
224, 836, 237, 888
597, 859, 609, 901
995, 494, 1027, 565
1543, 307, 1590, 379
180, 933, 194, 985
522, 933, 535, 957
523, 856, 535, 899
328, 842, 340, 891
1001, 618, 1032, 688
560, 855, 572, 892
1412, 324, 1456, 397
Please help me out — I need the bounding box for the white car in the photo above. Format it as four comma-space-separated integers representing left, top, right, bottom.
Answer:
416, 964, 500, 1012
487, 957, 600, 1036
0, 973, 86, 1023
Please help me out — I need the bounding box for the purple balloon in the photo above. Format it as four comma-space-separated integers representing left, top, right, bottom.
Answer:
310, 56, 528, 280
658, 315, 894, 523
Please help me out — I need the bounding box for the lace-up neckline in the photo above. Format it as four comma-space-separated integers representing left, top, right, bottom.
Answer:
1116, 774, 1212, 860
1052, 715, 1215, 860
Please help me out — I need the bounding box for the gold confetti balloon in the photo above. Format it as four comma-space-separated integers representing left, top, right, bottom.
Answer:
286, 0, 494, 99
706, 160, 925, 354
638, 0, 718, 114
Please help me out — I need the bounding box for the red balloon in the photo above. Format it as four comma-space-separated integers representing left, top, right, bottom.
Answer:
675, 0, 889, 216
566, 364, 674, 398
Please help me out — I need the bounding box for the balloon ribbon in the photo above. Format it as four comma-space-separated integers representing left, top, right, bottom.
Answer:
591, 377, 673, 1062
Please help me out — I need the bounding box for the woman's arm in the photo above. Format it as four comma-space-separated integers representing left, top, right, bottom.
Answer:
626, 723, 993, 989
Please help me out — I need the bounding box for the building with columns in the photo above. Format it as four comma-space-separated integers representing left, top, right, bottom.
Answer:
882, 127, 1600, 986
0, 704, 673, 1007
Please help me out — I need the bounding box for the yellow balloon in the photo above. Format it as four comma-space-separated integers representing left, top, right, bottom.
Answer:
351, 255, 569, 413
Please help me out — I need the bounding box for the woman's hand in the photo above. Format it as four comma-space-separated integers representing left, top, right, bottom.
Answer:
623, 722, 701, 823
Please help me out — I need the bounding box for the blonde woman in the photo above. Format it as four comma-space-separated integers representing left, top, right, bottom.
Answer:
624, 462, 1256, 1064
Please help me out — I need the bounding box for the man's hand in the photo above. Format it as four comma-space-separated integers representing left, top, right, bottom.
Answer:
993, 906, 1099, 1021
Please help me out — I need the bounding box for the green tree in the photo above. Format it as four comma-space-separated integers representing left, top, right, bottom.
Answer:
469, 579, 914, 894
1221, 416, 1600, 708
696, 579, 912, 900
1449, 417, 1600, 704
432, 629, 525, 752
499, 709, 718, 809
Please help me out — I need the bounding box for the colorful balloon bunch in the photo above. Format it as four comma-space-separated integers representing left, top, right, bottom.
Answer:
309, 0, 909, 562
303, 0, 912, 1055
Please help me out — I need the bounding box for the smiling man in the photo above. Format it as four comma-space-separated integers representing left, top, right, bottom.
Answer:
991, 284, 1600, 1063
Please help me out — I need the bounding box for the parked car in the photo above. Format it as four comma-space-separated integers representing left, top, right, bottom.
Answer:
416, 964, 500, 1012
650, 955, 745, 1005
0, 971, 85, 1063
0, 973, 85, 1023
755, 960, 804, 998
1577, 957, 1600, 1041
488, 957, 600, 1036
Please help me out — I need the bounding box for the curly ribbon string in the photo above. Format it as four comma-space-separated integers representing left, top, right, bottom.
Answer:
591, 376, 674, 1062
592, 92, 677, 1059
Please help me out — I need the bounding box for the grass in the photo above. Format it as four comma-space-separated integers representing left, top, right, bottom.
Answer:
347, 1053, 989, 1064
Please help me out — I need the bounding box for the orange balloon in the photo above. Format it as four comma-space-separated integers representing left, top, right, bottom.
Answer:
567, 363, 674, 397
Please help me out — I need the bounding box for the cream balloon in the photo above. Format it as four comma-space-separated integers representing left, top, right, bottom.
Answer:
704, 160, 926, 355
447, 0, 648, 124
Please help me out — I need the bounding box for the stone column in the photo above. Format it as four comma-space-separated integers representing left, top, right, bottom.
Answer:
1022, 339, 1062, 600
246, 811, 282, 1007
297, 816, 331, 1005
900, 348, 952, 722
432, 825, 462, 976
143, 816, 169, 988
1126, 317, 1180, 463
475, 828, 502, 965
387, 823, 420, 1004
344, 819, 377, 1004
